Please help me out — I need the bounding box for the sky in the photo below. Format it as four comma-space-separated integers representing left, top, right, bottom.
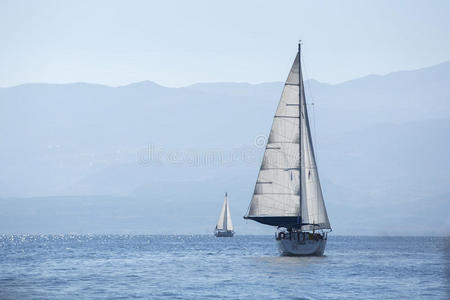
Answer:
0, 0, 449, 88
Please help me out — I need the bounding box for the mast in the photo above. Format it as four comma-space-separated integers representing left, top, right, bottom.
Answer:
298, 41, 303, 228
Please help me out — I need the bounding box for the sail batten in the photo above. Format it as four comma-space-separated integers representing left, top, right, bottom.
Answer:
245, 45, 331, 230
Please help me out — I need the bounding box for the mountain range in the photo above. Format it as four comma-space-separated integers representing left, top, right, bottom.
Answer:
0, 61, 449, 235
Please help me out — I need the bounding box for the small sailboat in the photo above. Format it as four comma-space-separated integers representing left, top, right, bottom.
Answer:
214, 193, 234, 237
244, 42, 331, 256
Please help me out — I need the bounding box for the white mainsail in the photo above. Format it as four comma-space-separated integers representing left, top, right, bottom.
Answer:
216, 193, 233, 231
245, 45, 330, 231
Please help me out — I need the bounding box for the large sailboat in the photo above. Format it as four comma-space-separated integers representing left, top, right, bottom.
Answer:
244, 42, 331, 256
214, 193, 234, 237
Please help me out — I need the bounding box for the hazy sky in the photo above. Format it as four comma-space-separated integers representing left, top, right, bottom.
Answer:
1, 0, 449, 87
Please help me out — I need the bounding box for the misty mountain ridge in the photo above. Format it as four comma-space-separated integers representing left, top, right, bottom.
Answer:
0, 61, 449, 235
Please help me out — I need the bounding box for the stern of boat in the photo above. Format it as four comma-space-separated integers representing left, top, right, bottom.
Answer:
275, 230, 327, 256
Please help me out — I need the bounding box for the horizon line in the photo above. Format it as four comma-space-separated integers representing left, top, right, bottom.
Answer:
1, 59, 448, 90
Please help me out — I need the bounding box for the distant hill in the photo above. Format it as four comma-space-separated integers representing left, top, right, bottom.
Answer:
0, 61, 449, 235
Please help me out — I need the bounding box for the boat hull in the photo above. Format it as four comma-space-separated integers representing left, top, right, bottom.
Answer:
276, 233, 327, 256
214, 230, 234, 237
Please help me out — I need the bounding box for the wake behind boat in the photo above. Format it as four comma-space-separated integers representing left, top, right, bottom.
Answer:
244, 42, 331, 256
214, 193, 234, 237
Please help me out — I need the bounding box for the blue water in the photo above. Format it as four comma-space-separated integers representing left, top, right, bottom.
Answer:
0, 235, 448, 299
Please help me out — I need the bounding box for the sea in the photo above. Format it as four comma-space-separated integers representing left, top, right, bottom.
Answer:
0, 235, 448, 299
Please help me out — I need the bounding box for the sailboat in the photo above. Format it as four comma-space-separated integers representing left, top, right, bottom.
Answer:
244, 42, 331, 256
214, 192, 234, 237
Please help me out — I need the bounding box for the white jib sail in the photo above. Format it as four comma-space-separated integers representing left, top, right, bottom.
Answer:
217, 193, 233, 231
300, 69, 331, 230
